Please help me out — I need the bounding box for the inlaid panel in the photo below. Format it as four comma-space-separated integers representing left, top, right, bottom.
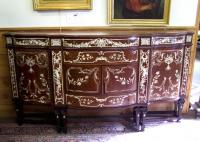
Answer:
64, 66, 101, 94
103, 65, 137, 94
138, 49, 150, 103
63, 50, 138, 64
15, 50, 51, 104
180, 46, 191, 97
149, 48, 184, 101
63, 38, 140, 48
66, 92, 137, 108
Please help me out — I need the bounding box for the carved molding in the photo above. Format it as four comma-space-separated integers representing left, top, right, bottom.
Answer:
138, 50, 150, 103
152, 36, 185, 45
66, 93, 136, 108
64, 51, 138, 64
14, 38, 49, 46
52, 51, 65, 105
8, 49, 18, 98
63, 38, 139, 48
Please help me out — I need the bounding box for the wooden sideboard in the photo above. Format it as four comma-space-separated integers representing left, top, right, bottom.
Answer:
5, 31, 193, 132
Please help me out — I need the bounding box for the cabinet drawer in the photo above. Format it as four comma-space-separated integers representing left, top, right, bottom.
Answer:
66, 92, 137, 108
63, 50, 138, 65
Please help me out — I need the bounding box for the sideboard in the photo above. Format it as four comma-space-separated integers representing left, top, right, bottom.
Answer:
5, 31, 193, 132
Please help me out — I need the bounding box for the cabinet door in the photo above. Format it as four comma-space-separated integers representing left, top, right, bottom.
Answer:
103, 65, 137, 94
63, 66, 101, 94
101, 65, 137, 106
15, 50, 51, 104
149, 48, 184, 102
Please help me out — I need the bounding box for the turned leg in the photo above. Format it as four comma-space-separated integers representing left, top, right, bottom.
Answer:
176, 96, 185, 122
14, 98, 24, 125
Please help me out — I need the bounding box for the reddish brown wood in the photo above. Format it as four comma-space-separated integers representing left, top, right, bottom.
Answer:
5, 31, 193, 132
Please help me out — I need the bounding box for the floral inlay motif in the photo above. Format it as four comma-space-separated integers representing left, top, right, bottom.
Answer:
105, 67, 136, 86
150, 69, 181, 101
66, 93, 136, 107
141, 38, 151, 46
20, 73, 51, 104
152, 49, 183, 71
14, 38, 49, 46
67, 67, 100, 93
15, 52, 51, 104
138, 50, 150, 103
149, 48, 185, 101
52, 51, 64, 105
181, 47, 191, 96
8, 49, 18, 98
63, 38, 139, 48
64, 51, 138, 64
16, 52, 48, 73
152, 36, 185, 45
51, 39, 62, 46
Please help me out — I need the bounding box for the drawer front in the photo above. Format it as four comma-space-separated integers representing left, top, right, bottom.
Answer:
66, 92, 137, 108
63, 66, 101, 95
63, 50, 138, 65
103, 65, 138, 94
15, 50, 51, 104
63, 38, 140, 48
149, 48, 184, 102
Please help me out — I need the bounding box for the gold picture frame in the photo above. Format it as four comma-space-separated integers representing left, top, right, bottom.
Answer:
108, 0, 170, 26
33, 0, 92, 10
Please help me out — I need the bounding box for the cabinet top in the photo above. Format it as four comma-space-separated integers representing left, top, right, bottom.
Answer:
5, 31, 193, 48
4, 31, 193, 37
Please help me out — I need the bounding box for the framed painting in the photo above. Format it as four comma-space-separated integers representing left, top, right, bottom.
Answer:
33, 0, 92, 10
108, 0, 171, 26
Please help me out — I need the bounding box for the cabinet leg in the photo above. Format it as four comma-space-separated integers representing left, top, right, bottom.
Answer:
133, 107, 141, 132
14, 98, 24, 125
139, 107, 147, 131
55, 109, 67, 133
133, 106, 147, 132
176, 97, 185, 122
60, 109, 67, 133
55, 110, 62, 133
